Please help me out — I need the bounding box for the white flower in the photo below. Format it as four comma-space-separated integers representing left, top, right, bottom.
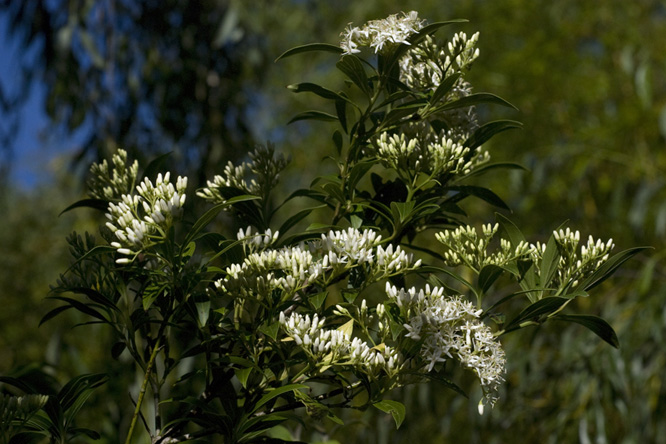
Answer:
340, 11, 425, 55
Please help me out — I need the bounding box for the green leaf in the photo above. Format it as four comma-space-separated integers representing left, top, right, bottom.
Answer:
143, 151, 173, 181
447, 186, 510, 210
465, 120, 523, 150
309, 292, 328, 310
348, 160, 377, 191
287, 110, 339, 124
235, 367, 253, 389
275, 43, 343, 62
39, 305, 74, 326
504, 297, 569, 332
278, 206, 324, 236
111, 342, 126, 360
579, 246, 651, 291
337, 319, 354, 338
478, 264, 504, 293
195, 300, 211, 327
390, 201, 416, 224
259, 321, 280, 341
553, 314, 620, 348
436, 92, 518, 112
59, 198, 108, 216
45, 296, 108, 323
458, 161, 526, 180
430, 72, 462, 104
539, 235, 561, 289
185, 195, 260, 245
287, 83, 356, 108
373, 400, 406, 429
336, 55, 371, 96
250, 384, 309, 414
496, 213, 526, 245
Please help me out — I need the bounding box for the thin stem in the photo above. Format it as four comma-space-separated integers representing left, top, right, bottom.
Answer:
124, 337, 162, 444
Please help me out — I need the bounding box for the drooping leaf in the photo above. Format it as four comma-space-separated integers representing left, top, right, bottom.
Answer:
373, 400, 406, 429
336, 55, 371, 96
465, 120, 523, 150
447, 185, 510, 210
287, 110, 339, 124
504, 297, 569, 332
59, 198, 109, 216
478, 264, 504, 293
553, 314, 620, 348
579, 246, 651, 291
275, 43, 343, 62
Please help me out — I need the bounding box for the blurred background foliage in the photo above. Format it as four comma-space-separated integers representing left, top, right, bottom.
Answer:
0, 0, 664, 442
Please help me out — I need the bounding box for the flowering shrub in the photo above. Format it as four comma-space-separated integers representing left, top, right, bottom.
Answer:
1, 11, 645, 443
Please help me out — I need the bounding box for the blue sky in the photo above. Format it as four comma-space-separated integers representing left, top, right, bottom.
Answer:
0, 12, 64, 189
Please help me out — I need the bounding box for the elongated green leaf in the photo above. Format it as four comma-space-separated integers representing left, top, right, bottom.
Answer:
373, 400, 406, 429
275, 43, 343, 62
430, 72, 462, 104
478, 264, 504, 293
447, 185, 510, 210
185, 194, 260, 245
458, 161, 526, 180
45, 296, 108, 323
142, 151, 173, 181
287, 110, 339, 124
336, 55, 371, 96
62, 287, 119, 311
250, 384, 309, 414
436, 93, 518, 113
348, 160, 378, 191
278, 206, 324, 236
553, 314, 620, 348
39, 305, 74, 326
539, 235, 561, 289
580, 246, 651, 291
465, 120, 523, 150
496, 213, 526, 245
287, 82, 356, 108
504, 297, 569, 332
59, 198, 108, 216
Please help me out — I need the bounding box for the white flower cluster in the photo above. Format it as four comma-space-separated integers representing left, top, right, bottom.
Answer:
218, 245, 321, 298
279, 312, 403, 378
436, 224, 531, 271
106, 172, 188, 263
530, 228, 615, 287
374, 125, 487, 178
400, 32, 479, 91
218, 228, 421, 300
340, 11, 425, 55
197, 145, 288, 204
87, 149, 139, 200
386, 283, 505, 403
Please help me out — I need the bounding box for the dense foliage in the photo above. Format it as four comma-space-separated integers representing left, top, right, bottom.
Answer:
0, 12, 646, 443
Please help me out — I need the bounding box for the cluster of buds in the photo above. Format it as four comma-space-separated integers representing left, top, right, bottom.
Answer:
217, 228, 421, 301
436, 224, 531, 271
279, 311, 403, 379
197, 144, 288, 203
530, 228, 615, 288
374, 126, 487, 179
87, 149, 139, 200
237, 226, 279, 253
105, 172, 187, 263
340, 10, 424, 55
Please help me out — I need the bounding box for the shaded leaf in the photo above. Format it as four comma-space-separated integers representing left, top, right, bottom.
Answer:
275, 43, 343, 62
553, 314, 620, 348
373, 400, 406, 429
